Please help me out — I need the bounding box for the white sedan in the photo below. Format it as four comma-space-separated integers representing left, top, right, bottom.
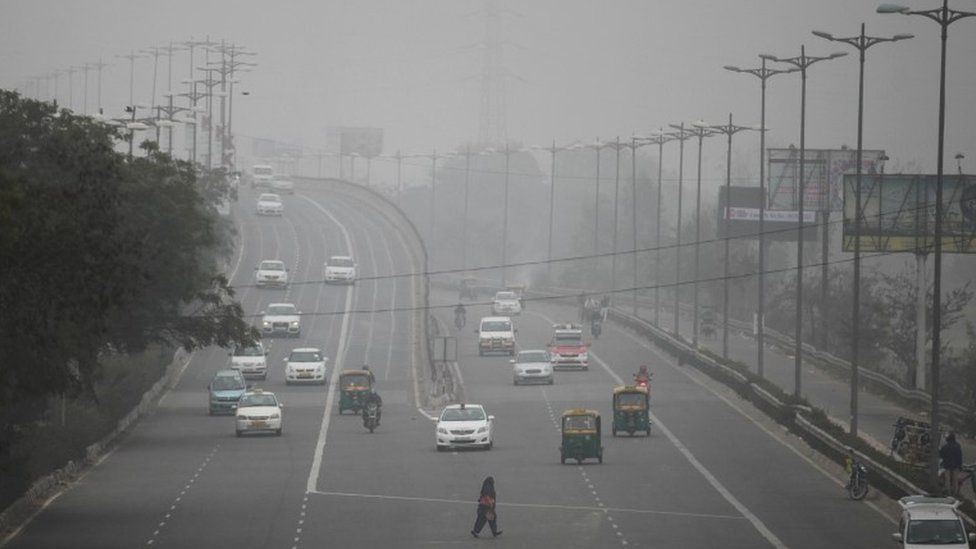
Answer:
254, 259, 288, 289
261, 303, 301, 337
435, 404, 494, 451
235, 390, 283, 436
492, 291, 522, 315
324, 255, 357, 284
511, 349, 554, 385
256, 193, 283, 215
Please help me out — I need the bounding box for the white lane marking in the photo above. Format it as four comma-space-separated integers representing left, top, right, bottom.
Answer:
615, 327, 897, 525
142, 443, 220, 546
530, 310, 788, 549
302, 195, 356, 494
308, 490, 745, 520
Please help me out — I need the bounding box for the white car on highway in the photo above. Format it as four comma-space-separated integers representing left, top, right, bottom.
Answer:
255, 260, 288, 289
284, 347, 328, 385
235, 389, 283, 437
261, 303, 301, 337
511, 349, 554, 385
256, 193, 283, 215
491, 291, 522, 315
271, 178, 295, 194
324, 255, 357, 284
229, 341, 269, 380
435, 403, 494, 451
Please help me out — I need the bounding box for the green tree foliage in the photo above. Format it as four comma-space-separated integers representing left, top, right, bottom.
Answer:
0, 90, 257, 408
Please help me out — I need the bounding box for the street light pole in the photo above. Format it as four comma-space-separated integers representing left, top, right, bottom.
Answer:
462, 144, 472, 272
668, 124, 694, 337
629, 137, 654, 317
648, 130, 676, 328
502, 144, 512, 286
547, 140, 558, 282
611, 137, 621, 300
688, 122, 715, 347
879, 0, 976, 488
724, 58, 797, 378
762, 46, 847, 397
813, 24, 912, 437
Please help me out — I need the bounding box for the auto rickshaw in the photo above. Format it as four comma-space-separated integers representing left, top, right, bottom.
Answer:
338, 370, 373, 415
560, 408, 603, 464
459, 277, 478, 301
612, 386, 650, 436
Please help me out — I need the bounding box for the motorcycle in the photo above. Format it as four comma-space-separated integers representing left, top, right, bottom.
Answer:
633, 371, 652, 392
846, 457, 869, 500
362, 402, 380, 433
591, 318, 602, 339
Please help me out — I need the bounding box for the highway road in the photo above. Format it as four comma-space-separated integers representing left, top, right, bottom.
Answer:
5, 182, 901, 548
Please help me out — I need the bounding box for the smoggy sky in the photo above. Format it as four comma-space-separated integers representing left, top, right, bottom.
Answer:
1, 0, 974, 176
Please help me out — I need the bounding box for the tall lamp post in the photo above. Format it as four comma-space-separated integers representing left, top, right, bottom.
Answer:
724, 58, 797, 378
641, 130, 677, 327
628, 137, 655, 317
687, 121, 716, 346
761, 47, 847, 397
878, 0, 976, 487
812, 25, 912, 437
667, 124, 695, 337
534, 142, 571, 283
708, 115, 760, 360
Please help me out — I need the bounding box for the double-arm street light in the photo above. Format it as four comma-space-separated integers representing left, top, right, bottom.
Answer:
760, 47, 847, 397
533, 142, 574, 283
707, 115, 761, 360
812, 25, 912, 438
724, 58, 797, 378
637, 130, 678, 328
687, 121, 716, 346
878, 0, 976, 488
627, 137, 655, 317
667, 124, 696, 337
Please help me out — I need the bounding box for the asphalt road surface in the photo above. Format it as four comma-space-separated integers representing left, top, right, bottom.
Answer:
5, 184, 901, 548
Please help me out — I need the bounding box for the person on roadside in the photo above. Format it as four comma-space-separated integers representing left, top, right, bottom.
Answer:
471, 476, 501, 538
940, 432, 963, 496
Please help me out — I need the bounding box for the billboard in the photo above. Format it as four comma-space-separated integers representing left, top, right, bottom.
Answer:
768, 148, 885, 212
842, 173, 976, 253
337, 127, 383, 158
718, 186, 818, 241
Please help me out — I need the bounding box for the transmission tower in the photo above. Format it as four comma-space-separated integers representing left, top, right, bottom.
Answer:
477, 0, 515, 145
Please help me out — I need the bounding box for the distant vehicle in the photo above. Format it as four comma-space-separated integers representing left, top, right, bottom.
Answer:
235, 389, 283, 437
255, 193, 283, 216
476, 316, 516, 356
261, 303, 301, 337
284, 347, 328, 385
511, 349, 554, 385
324, 255, 357, 284
229, 341, 268, 380
892, 496, 974, 548
208, 369, 247, 415
251, 164, 275, 189
254, 259, 288, 289
491, 291, 522, 316
435, 403, 494, 451
548, 324, 589, 370
271, 178, 294, 194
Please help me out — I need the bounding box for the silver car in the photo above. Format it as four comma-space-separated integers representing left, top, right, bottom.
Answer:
511, 349, 554, 385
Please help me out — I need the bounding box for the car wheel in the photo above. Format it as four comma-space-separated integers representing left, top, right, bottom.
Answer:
436, 446, 445, 452
209, 408, 215, 416
478, 350, 484, 357
276, 428, 282, 436
236, 430, 242, 437
285, 380, 292, 386
548, 377, 554, 385
513, 378, 519, 386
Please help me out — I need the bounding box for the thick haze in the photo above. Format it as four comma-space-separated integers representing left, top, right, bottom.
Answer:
1, 0, 974, 174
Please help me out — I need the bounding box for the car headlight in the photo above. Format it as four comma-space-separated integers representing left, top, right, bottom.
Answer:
290, 320, 299, 326
477, 426, 488, 434
437, 427, 448, 434
270, 413, 280, 419
262, 320, 271, 327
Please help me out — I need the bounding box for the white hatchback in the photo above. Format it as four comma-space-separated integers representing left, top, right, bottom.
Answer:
284, 347, 328, 385
435, 404, 494, 451
256, 193, 283, 215
229, 341, 269, 380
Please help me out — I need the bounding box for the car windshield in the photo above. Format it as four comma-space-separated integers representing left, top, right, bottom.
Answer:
260, 261, 284, 271
495, 292, 516, 300
564, 415, 596, 430
233, 345, 264, 357
330, 257, 354, 267
554, 333, 582, 344
518, 351, 548, 363
267, 304, 296, 315
341, 374, 370, 388
212, 375, 244, 391
290, 351, 322, 362
440, 408, 486, 422
239, 394, 277, 407
254, 167, 273, 176
906, 519, 966, 544
616, 393, 646, 407
258, 193, 280, 201
482, 321, 511, 332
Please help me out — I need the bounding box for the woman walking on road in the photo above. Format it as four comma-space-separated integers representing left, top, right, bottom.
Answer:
471, 476, 502, 538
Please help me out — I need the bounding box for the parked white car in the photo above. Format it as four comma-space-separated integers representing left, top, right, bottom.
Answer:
254, 260, 288, 289
256, 193, 283, 216
324, 255, 357, 284
271, 178, 294, 194
511, 349, 554, 385
261, 303, 301, 337
235, 390, 283, 437
892, 496, 974, 548
435, 404, 494, 451
229, 341, 269, 380
491, 291, 522, 315
284, 347, 328, 385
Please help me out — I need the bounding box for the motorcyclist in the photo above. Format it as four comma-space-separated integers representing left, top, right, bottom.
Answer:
362, 390, 383, 426
590, 315, 602, 338
454, 303, 467, 327
634, 365, 651, 386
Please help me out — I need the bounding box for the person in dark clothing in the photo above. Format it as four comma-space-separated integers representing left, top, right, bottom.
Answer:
939, 432, 963, 496
471, 476, 501, 538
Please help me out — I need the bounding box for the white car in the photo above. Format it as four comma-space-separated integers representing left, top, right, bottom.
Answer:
235, 390, 283, 436
261, 303, 301, 337
284, 347, 328, 385
229, 341, 269, 380
491, 291, 522, 315
251, 164, 275, 189
511, 349, 554, 385
254, 259, 288, 289
271, 178, 295, 194
893, 496, 975, 548
324, 255, 357, 284
435, 404, 494, 451
477, 316, 516, 356
256, 193, 283, 215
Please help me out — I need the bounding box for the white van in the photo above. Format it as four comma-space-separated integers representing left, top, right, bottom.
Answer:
476, 316, 516, 356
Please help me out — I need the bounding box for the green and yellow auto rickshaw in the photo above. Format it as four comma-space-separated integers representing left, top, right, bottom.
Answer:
560, 408, 603, 464
338, 370, 373, 415
612, 386, 650, 437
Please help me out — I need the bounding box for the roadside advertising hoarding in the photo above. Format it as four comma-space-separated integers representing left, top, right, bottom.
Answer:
768, 148, 885, 212
718, 186, 818, 241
